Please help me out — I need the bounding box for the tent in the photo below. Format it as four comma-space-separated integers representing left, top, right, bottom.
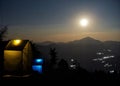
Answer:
4, 39, 33, 75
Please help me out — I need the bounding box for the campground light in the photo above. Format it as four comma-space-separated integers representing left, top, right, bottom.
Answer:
35, 58, 43, 64
32, 65, 42, 73
13, 39, 21, 46
32, 58, 43, 74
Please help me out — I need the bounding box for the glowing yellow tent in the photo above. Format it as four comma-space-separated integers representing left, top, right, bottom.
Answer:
4, 39, 32, 75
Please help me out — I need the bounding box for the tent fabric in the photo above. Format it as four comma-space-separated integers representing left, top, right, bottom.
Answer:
5, 40, 29, 50
4, 40, 32, 75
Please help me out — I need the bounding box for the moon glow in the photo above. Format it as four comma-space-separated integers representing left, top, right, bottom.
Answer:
80, 18, 89, 27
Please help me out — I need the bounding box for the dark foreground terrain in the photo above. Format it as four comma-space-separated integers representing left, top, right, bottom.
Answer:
1, 70, 120, 85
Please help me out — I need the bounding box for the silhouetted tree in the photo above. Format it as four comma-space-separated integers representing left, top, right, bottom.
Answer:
0, 26, 8, 41
58, 59, 69, 72
0, 26, 8, 77
31, 42, 42, 59
49, 47, 57, 70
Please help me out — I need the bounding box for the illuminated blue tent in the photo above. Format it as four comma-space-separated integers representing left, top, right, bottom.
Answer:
32, 58, 43, 73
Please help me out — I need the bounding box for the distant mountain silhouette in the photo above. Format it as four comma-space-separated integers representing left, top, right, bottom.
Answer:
69, 37, 102, 44
37, 37, 120, 72
38, 41, 56, 46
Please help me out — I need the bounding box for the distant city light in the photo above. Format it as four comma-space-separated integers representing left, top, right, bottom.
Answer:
109, 70, 114, 74
96, 52, 104, 55
101, 61, 105, 63
103, 55, 115, 60
104, 63, 112, 67
70, 65, 76, 69
93, 59, 98, 61
98, 58, 103, 61
71, 59, 74, 62
107, 49, 112, 52
103, 56, 109, 59
110, 55, 115, 58
93, 58, 103, 61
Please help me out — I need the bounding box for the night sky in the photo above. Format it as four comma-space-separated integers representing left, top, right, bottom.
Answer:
0, 0, 120, 42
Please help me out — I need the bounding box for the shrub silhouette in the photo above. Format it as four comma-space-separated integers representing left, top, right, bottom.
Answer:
58, 59, 69, 72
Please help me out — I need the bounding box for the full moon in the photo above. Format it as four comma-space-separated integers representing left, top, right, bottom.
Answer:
80, 18, 89, 27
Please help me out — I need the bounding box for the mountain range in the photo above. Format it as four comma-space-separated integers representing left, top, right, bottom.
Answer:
37, 37, 120, 72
